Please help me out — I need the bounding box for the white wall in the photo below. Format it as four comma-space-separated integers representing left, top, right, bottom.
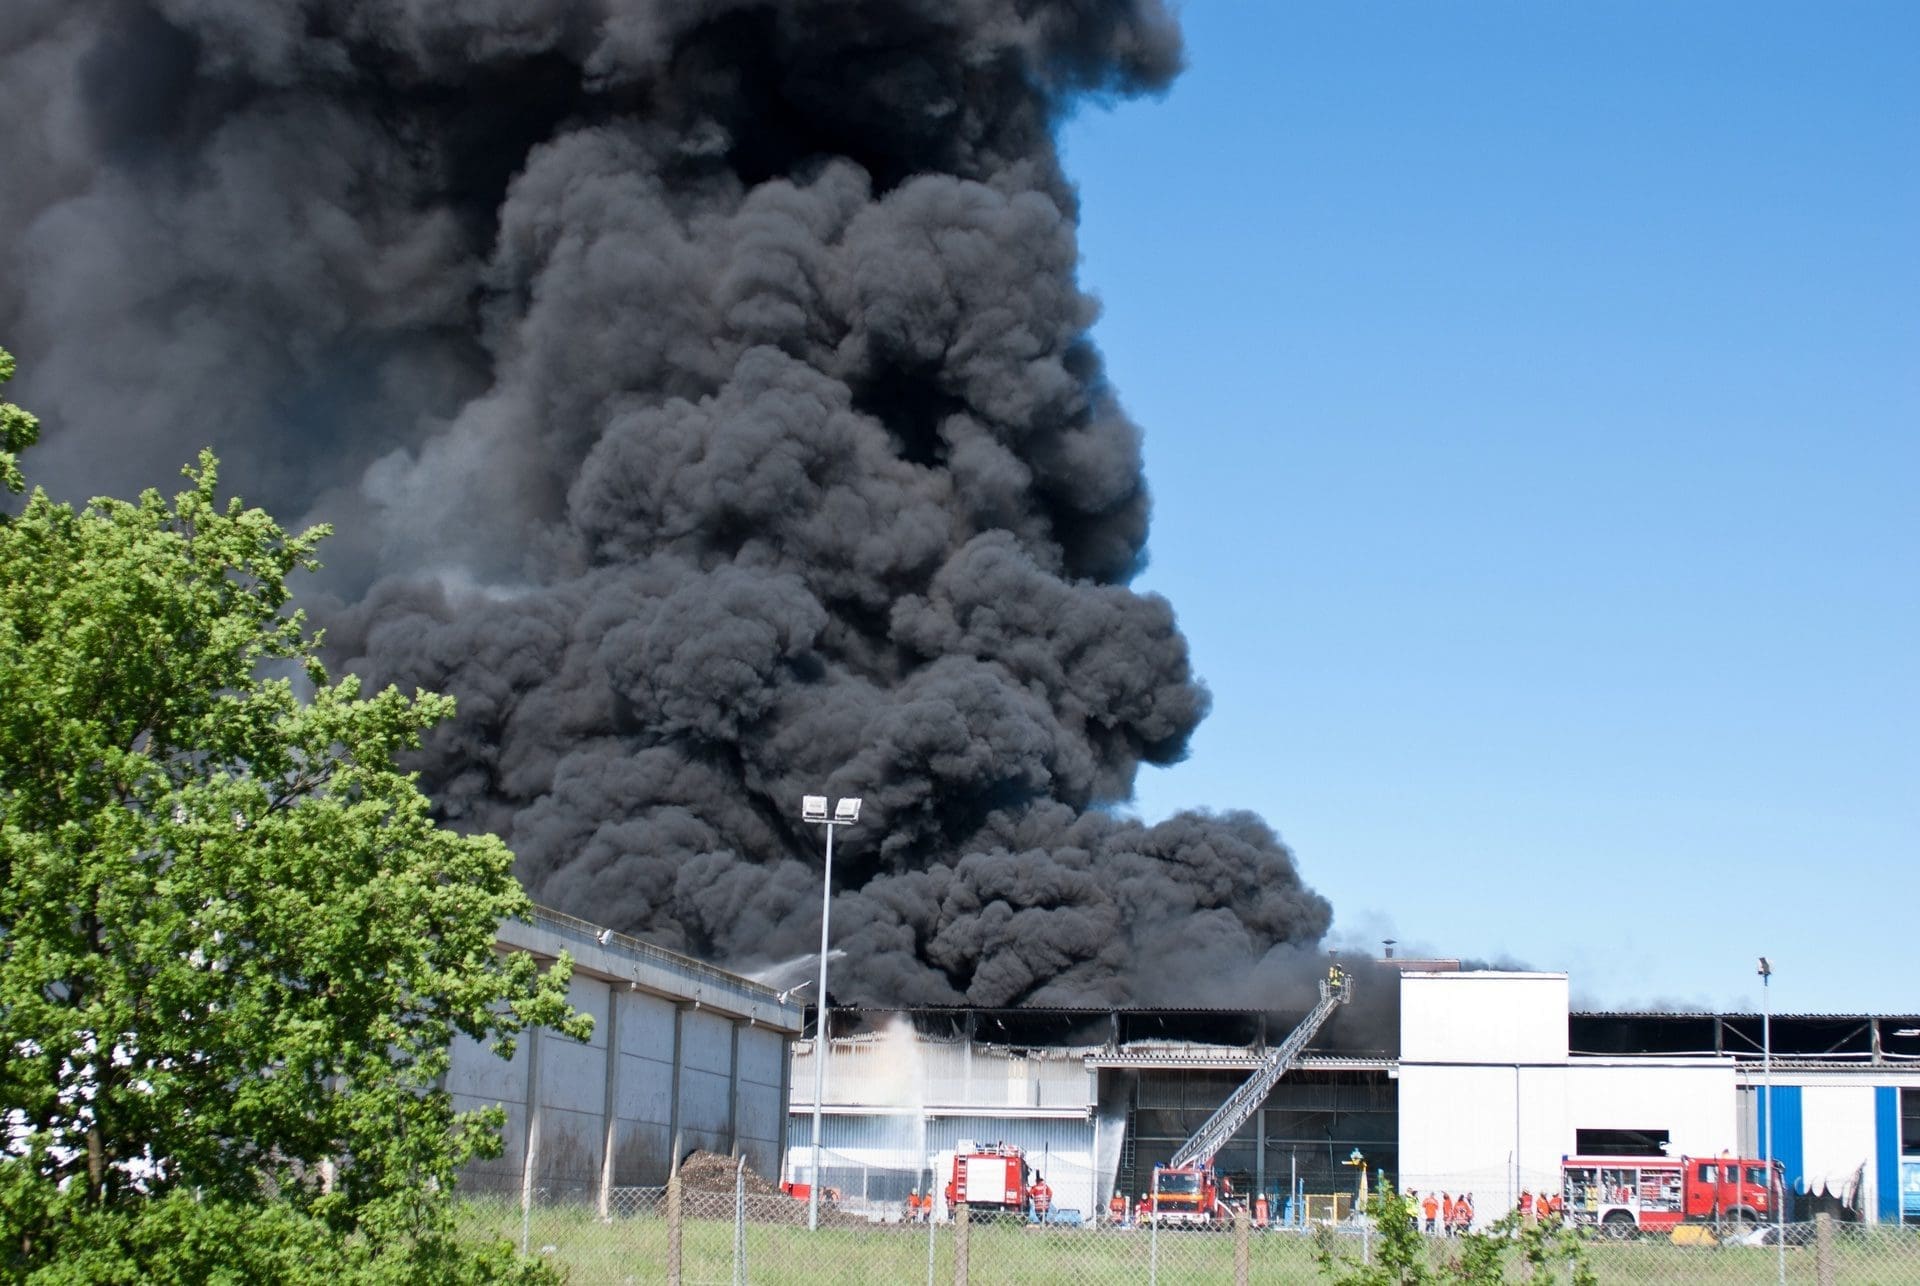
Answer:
1397, 970, 1737, 1228
1400, 972, 1568, 1064
1798, 1085, 1877, 1210
1564, 1062, 1736, 1161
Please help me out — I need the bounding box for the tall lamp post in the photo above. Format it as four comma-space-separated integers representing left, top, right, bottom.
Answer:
802, 794, 860, 1232
1759, 956, 1782, 1284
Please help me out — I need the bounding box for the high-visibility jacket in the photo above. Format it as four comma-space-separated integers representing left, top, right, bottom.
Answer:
1032, 1182, 1051, 1212
1441, 1196, 1455, 1223
1422, 1195, 1438, 1221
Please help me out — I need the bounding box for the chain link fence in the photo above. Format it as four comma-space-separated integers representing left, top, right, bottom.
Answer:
459, 1165, 1920, 1284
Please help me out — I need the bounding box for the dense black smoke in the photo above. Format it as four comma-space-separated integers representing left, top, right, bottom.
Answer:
0, 0, 1332, 1005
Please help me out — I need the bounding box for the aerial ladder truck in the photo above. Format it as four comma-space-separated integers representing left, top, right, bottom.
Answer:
1146, 967, 1352, 1227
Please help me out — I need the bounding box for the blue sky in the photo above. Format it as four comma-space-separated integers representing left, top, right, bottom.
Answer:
1061, 2, 1917, 1015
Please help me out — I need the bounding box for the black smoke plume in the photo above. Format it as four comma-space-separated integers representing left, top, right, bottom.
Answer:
0, 0, 1332, 1005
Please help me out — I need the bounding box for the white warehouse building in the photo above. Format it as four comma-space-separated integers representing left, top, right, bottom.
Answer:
787, 968, 1920, 1227
1398, 971, 1742, 1213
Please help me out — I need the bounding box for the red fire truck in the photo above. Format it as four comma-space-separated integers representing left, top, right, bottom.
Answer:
1148, 1162, 1232, 1227
946, 1141, 1033, 1218
1562, 1155, 1784, 1236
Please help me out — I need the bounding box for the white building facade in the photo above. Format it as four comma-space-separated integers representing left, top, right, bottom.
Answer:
1397, 970, 1920, 1226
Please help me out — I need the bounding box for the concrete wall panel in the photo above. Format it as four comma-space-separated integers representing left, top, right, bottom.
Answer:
452, 913, 798, 1201
449, 1029, 528, 1103
678, 1065, 733, 1137
566, 976, 611, 1049
621, 991, 679, 1057
539, 1032, 609, 1115
736, 1083, 786, 1144
739, 1026, 785, 1088
617, 1049, 675, 1123
682, 1009, 734, 1076
614, 1119, 673, 1186
537, 1106, 607, 1195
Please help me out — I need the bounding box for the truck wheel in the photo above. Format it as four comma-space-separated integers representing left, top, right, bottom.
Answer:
1730, 1206, 1760, 1225
1601, 1211, 1636, 1239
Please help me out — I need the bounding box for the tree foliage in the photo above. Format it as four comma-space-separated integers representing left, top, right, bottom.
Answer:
0, 349, 587, 1280
1316, 1189, 1597, 1286
0, 348, 40, 497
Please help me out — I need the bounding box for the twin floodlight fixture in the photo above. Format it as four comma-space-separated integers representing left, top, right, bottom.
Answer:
801, 796, 861, 825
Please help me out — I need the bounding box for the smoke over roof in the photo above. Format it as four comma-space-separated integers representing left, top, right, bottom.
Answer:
0, 0, 1331, 1005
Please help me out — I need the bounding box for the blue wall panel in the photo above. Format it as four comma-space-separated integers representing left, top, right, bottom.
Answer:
1875, 1086, 1899, 1222
1764, 1085, 1803, 1193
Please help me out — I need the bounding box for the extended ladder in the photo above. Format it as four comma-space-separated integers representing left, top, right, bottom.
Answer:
1167, 969, 1352, 1169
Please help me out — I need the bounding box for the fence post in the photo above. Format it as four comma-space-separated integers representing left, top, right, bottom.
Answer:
666, 1172, 683, 1286
733, 1155, 746, 1286
926, 1197, 937, 1286
1234, 1205, 1251, 1286
954, 1202, 969, 1286
1814, 1213, 1834, 1286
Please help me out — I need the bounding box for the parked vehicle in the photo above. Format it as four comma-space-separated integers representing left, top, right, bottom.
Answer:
1562, 1154, 1784, 1236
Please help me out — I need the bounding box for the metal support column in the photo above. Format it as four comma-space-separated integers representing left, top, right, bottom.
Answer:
668, 1004, 686, 1178
1255, 1099, 1267, 1200
728, 1020, 743, 1155
598, 984, 623, 1216
519, 1023, 544, 1233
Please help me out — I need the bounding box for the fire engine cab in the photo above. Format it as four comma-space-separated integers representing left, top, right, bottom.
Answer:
1562, 1155, 1784, 1236
946, 1141, 1032, 1218
1148, 1162, 1231, 1227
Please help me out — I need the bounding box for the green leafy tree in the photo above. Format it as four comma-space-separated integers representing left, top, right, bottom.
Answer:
0, 347, 40, 497
0, 349, 588, 1280
1317, 1189, 1597, 1286
1315, 1189, 1439, 1286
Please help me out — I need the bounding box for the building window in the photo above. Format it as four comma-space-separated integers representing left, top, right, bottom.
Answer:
1575, 1128, 1670, 1157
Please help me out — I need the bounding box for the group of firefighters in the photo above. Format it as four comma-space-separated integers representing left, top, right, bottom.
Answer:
1408, 1190, 1476, 1235
1404, 1188, 1563, 1234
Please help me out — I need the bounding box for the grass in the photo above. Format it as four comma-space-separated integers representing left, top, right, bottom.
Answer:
458, 1200, 1920, 1285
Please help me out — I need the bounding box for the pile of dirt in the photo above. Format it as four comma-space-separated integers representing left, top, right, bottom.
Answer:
677, 1149, 780, 1196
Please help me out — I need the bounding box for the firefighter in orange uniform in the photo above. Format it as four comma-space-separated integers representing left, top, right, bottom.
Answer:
1031, 1174, 1052, 1223
1109, 1190, 1126, 1225
1421, 1191, 1438, 1233
1254, 1190, 1270, 1227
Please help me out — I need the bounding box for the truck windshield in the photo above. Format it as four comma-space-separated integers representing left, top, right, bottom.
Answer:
1157, 1174, 1200, 1195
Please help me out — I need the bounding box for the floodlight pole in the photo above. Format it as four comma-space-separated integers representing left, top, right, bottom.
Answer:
807, 818, 836, 1232
1760, 957, 1782, 1285
802, 797, 859, 1232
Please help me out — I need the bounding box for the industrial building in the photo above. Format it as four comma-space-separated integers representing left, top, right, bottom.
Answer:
785, 968, 1920, 1226
450, 906, 804, 1206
